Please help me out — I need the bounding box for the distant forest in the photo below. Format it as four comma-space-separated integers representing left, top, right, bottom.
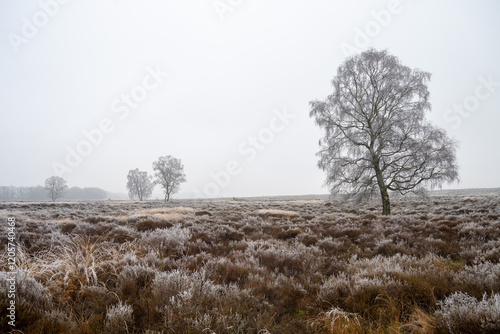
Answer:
0, 186, 108, 201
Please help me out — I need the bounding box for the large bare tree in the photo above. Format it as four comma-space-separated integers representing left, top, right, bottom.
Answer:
310, 49, 459, 215
126, 169, 155, 201
44, 176, 68, 202
152, 155, 186, 202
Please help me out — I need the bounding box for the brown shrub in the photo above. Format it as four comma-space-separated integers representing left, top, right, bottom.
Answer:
135, 219, 173, 231
278, 228, 301, 240
3, 194, 500, 334
61, 222, 77, 234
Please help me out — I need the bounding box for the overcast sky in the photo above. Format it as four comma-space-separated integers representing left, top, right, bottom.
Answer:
1, 0, 499, 198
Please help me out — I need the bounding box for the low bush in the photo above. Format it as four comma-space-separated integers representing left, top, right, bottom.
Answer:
1, 193, 499, 333
436, 292, 500, 334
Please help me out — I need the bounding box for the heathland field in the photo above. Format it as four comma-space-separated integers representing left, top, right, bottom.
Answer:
1, 192, 500, 333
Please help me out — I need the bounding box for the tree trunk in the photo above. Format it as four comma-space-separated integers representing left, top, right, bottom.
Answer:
165, 185, 170, 202
380, 186, 391, 215
373, 159, 391, 215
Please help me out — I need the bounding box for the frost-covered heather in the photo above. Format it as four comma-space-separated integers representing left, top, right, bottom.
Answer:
0, 193, 499, 333
105, 301, 134, 334
256, 209, 300, 217
436, 292, 500, 333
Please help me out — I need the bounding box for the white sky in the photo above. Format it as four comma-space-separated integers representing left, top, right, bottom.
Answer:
1, 0, 499, 198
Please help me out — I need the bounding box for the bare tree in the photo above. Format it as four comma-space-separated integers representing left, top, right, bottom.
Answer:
152, 155, 186, 202
44, 176, 68, 202
309, 49, 459, 215
126, 169, 155, 201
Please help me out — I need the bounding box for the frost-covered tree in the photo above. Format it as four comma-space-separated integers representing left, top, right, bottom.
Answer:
126, 169, 154, 201
310, 49, 459, 215
44, 176, 68, 202
152, 155, 186, 202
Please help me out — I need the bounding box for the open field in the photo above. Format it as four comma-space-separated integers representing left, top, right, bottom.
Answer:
1, 193, 500, 333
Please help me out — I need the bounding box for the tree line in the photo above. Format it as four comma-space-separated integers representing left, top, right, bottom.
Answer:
0, 184, 107, 201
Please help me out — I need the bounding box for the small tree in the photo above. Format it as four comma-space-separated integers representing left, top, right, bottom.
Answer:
152, 155, 187, 202
126, 169, 154, 201
309, 49, 459, 215
44, 176, 68, 202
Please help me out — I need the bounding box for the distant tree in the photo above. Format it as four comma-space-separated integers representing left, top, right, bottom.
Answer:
126, 169, 154, 201
15, 187, 32, 200
44, 176, 68, 202
64, 187, 107, 200
28, 186, 49, 200
0, 186, 18, 201
152, 155, 187, 202
64, 187, 83, 200
82, 187, 107, 199
309, 49, 459, 215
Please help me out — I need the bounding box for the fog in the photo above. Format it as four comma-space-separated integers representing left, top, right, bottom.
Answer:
1, 0, 499, 198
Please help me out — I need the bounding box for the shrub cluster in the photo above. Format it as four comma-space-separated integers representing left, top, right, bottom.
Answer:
0, 193, 499, 333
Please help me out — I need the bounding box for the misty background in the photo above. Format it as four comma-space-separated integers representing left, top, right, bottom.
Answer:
1, 0, 499, 199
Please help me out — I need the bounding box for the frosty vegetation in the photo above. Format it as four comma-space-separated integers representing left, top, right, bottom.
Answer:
126, 155, 187, 202
126, 169, 155, 201
0, 185, 107, 201
152, 155, 187, 202
310, 49, 459, 215
1, 193, 499, 333
44, 176, 68, 202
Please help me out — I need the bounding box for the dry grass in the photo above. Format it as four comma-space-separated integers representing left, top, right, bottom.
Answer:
274, 200, 325, 204
310, 307, 362, 333
0, 193, 499, 333
256, 209, 300, 217
135, 206, 195, 215
129, 206, 194, 221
